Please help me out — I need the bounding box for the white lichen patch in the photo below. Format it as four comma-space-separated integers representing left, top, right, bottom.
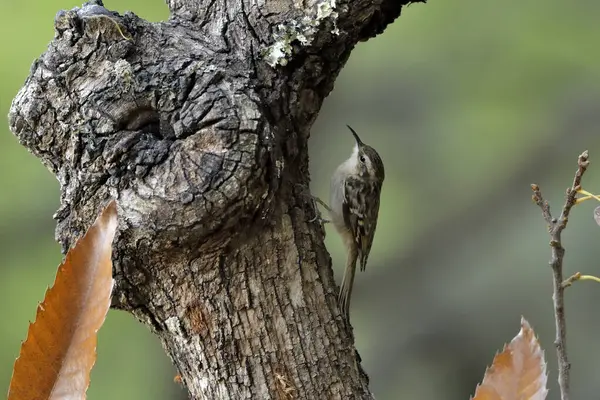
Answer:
112, 59, 134, 91
264, 39, 292, 67
164, 316, 187, 338
264, 0, 339, 67
316, 0, 335, 20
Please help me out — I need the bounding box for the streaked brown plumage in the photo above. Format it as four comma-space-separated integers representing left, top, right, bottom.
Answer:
330, 125, 384, 321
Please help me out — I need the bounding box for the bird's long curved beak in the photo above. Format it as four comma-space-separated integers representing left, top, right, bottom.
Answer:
346, 125, 363, 145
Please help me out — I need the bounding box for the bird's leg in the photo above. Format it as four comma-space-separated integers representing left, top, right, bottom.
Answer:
306, 194, 331, 224
312, 196, 332, 214
295, 184, 331, 224
308, 197, 331, 224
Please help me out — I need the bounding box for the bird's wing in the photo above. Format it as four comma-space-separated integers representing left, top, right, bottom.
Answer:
343, 178, 381, 271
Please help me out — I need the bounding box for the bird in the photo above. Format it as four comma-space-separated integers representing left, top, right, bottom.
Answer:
329, 125, 385, 321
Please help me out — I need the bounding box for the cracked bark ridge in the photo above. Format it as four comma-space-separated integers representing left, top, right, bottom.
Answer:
8, 0, 420, 398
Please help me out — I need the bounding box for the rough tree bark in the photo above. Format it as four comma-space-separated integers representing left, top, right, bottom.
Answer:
9, 0, 422, 398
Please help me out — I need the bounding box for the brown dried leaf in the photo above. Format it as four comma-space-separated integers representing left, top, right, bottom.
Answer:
471, 317, 548, 400
594, 206, 600, 226
8, 201, 118, 400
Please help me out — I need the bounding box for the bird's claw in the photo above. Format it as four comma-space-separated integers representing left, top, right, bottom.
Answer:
308, 197, 331, 225
295, 184, 331, 225
309, 214, 330, 224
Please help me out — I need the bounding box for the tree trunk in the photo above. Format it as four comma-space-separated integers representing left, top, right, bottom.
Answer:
8, 0, 421, 398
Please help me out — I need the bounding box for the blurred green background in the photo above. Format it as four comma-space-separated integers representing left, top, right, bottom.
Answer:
2, 0, 600, 399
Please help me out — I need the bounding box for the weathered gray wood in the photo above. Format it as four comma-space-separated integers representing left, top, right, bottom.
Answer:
8, 0, 421, 398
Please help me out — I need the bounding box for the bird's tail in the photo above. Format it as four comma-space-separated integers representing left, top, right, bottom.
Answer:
338, 245, 358, 321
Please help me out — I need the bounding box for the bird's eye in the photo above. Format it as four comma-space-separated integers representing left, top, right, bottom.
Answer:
359, 156, 366, 163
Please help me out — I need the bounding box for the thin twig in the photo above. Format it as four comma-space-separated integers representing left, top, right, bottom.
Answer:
531, 150, 589, 400
562, 272, 600, 288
